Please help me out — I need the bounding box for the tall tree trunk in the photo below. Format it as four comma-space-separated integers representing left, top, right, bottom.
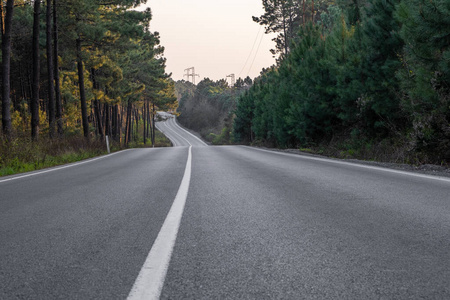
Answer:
134, 107, 139, 141
105, 103, 110, 138
143, 102, 147, 145
31, 0, 41, 141
90, 69, 103, 139
120, 104, 124, 140
76, 37, 89, 139
302, 0, 306, 26
125, 101, 132, 146
46, 0, 55, 138
93, 101, 98, 136
112, 104, 118, 141
146, 100, 150, 140
94, 99, 103, 139
1, 0, 14, 139
53, 0, 63, 137
151, 103, 155, 146
19, 63, 27, 104
130, 106, 134, 142
118, 105, 122, 143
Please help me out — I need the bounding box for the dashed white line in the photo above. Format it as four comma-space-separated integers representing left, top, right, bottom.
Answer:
127, 146, 192, 300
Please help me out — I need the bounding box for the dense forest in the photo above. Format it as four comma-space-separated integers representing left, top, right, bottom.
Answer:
233, 0, 450, 164
0, 0, 176, 145
176, 76, 252, 145
0, 0, 176, 174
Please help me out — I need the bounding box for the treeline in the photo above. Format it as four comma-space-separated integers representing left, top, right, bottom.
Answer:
0, 0, 176, 146
176, 77, 252, 144
234, 0, 450, 163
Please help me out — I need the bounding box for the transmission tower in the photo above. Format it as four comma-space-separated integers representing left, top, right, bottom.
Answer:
226, 73, 236, 87
184, 67, 200, 85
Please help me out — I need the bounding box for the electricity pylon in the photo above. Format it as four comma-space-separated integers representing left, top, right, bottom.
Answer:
184, 67, 200, 85
226, 73, 235, 87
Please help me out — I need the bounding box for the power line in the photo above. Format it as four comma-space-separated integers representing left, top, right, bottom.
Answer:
238, 25, 263, 78
246, 31, 264, 78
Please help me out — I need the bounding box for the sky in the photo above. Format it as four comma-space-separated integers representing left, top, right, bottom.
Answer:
138, 0, 277, 84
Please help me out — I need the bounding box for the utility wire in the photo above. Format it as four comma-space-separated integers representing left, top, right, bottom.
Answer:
246, 30, 265, 78
238, 25, 263, 78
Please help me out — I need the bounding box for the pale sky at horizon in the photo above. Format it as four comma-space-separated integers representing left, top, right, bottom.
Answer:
138, 0, 277, 84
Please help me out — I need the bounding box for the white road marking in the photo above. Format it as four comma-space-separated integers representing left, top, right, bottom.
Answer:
158, 119, 192, 147
170, 117, 208, 146
0, 149, 130, 184
127, 146, 192, 300
245, 146, 450, 183
156, 122, 179, 147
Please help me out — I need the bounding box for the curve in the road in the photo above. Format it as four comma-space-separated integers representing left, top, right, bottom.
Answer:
156, 113, 207, 147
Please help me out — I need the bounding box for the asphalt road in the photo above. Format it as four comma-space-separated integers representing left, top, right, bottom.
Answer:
1, 115, 450, 299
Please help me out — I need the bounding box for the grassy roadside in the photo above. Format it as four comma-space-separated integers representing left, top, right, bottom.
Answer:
0, 130, 172, 177
249, 134, 449, 167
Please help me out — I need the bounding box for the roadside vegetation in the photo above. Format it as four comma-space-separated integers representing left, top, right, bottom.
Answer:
175, 1, 449, 166
0, 0, 177, 175
0, 131, 171, 176
231, 0, 450, 165
175, 77, 252, 145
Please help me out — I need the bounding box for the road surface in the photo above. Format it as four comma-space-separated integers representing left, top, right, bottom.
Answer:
1, 114, 450, 299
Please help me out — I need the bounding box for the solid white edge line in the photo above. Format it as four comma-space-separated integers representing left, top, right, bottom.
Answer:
157, 121, 179, 146
156, 122, 179, 147
243, 146, 450, 183
127, 146, 192, 300
159, 118, 192, 147
0, 149, 131, 184
168, 121, 192, 146
171, 117, 208, 146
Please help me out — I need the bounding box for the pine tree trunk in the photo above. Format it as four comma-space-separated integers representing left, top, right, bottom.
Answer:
112, 104, 118, 141
1, 0, 14, 139
93, 102, 98, 136
143, 102, 147, 145
130, 107, 134, 142
105, 103, 111, 137
302, 0, 306, 26
125, 101, 132, 146
76, 37, 89, 139
151, 103, 155, 146
120, 104, 125, 144
31, 0, 41, 141
19, 63, 27, 104
94, 99, 103, 139
118, 105, 122, 143
53, 0, 63, 137
134, 108, 139, 142
146, 101, 150, 140
46, 0, 55, 138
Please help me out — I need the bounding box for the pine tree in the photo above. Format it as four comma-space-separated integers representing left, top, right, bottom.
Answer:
1, 0, 14, 139
253, 0, 302, 57
53, 0, 63, 137
47, 0, 56, 138
396, 0, 450, 157
360, 0, 403, 133
31, 0, 41, 140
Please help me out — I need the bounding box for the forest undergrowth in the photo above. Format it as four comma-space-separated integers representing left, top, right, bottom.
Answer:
0, 131, 171, 176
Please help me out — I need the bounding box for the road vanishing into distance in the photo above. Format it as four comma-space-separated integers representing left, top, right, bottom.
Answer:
1, 113, 450, 299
